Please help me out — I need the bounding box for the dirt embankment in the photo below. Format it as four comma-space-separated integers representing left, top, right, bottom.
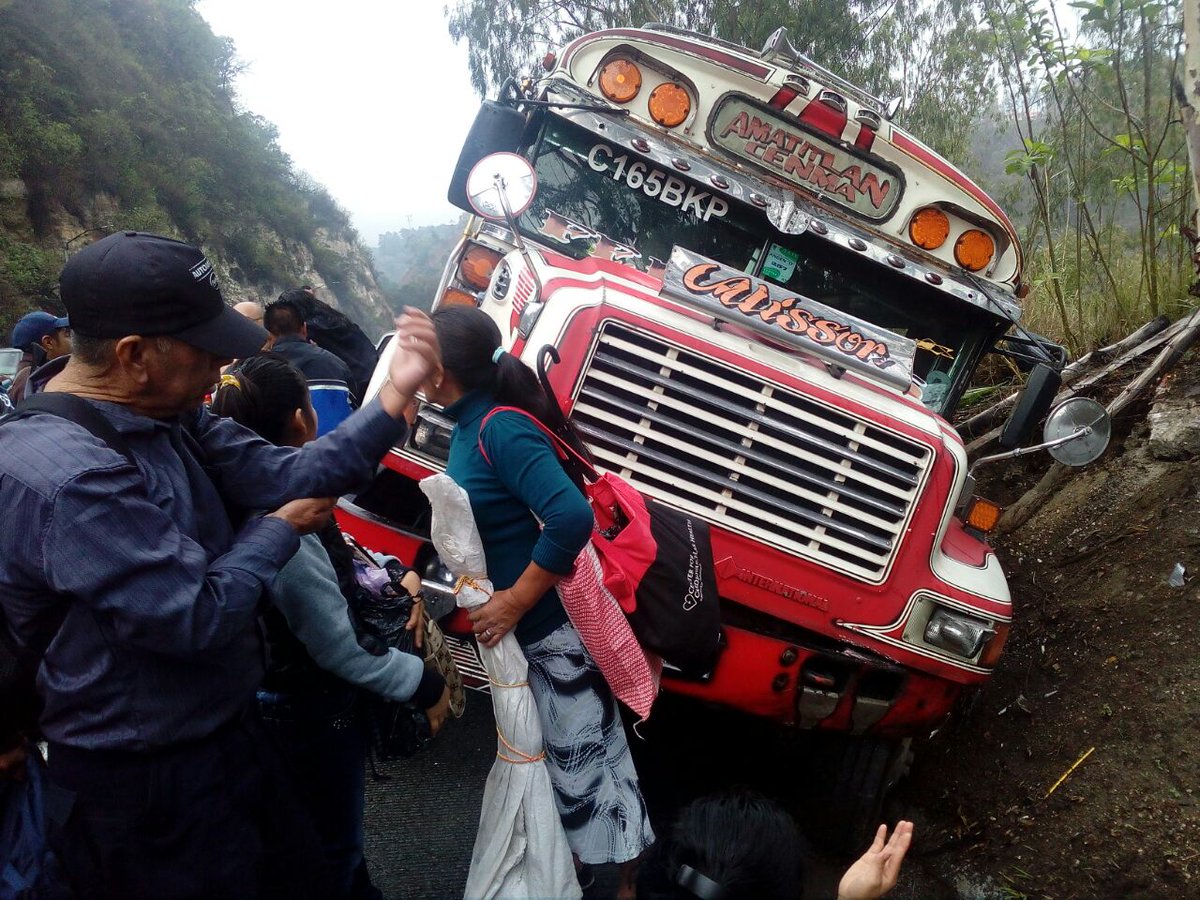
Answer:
897, 352, 1200, 899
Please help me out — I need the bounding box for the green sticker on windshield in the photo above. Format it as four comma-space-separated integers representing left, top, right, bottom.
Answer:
761, 244, 799, 282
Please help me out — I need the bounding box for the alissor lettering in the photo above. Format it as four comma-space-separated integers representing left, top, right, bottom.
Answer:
680, 263, 894, 369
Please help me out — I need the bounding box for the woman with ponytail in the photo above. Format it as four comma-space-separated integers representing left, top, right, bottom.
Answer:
428, 305, 654, 896
212, 354, 451, 900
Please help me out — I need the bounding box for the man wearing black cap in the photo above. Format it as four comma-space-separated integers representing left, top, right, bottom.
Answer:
0, 231, 441, 898
7, 310, 72, 402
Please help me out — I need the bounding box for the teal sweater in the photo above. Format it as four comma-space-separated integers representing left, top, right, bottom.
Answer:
443, 390, 592, 645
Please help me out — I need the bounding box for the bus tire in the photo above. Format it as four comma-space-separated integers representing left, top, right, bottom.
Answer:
821, 735, 912, 853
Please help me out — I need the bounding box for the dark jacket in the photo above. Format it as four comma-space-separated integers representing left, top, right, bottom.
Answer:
271, 336, 357, 437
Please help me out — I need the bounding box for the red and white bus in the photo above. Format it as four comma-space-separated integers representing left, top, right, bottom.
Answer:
337, 24, 1073, 840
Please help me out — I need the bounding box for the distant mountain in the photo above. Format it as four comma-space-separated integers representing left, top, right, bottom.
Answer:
373, 218, 468, 312
0, 0, 393, 340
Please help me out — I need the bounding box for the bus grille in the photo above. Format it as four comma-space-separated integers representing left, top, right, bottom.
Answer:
571, 323, 933, 583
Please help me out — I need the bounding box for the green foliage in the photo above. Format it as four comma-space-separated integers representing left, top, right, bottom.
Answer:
445, 0, 995, 165
0, 0, 382, 331
0, 237, 59, 298
985, 0, 1190, 352
0, 236, 63, 339
373, 219, 466, 312
225, 229, 291, 286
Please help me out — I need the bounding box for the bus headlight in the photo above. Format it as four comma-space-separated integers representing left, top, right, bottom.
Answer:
924, 608, 995, 659
411, 406, 455, 461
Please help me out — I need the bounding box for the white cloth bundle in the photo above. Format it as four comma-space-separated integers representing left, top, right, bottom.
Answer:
419, 475, 580, 900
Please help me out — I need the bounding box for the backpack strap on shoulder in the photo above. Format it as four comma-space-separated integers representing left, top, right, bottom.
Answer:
6, 393, 137, 468
477, 405, 597, 480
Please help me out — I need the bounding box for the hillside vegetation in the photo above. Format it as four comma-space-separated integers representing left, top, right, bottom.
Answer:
0, 0, 393, 339
373, 219, 467, 312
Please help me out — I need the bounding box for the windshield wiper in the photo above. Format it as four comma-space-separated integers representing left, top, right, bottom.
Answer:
504, 97, 631, 115
497, 75, 630, 116
960, 269, 1060, 370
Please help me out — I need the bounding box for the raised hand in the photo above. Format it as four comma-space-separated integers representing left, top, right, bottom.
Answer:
383, 309, 442, 412
837, 820, 914, 900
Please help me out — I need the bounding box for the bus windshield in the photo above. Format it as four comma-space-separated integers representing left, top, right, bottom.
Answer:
517, 115, 1003, 414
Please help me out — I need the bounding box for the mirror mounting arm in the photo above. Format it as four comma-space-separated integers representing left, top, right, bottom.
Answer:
968, 425, 1094, 476
494, 175, 543, 299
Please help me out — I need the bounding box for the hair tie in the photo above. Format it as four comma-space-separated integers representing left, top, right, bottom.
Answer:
219, 372, 241, 390
491, 347, 506, 365
674, 864, 726, 900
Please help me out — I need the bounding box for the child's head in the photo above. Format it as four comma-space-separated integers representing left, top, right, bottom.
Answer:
211, 353, 315, 447
638, 790, 807, 900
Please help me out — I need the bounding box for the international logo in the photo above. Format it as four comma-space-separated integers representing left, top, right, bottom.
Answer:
715, 557, 830, 611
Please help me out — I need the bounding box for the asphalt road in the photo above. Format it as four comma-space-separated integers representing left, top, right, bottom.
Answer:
361, 688, 856, 900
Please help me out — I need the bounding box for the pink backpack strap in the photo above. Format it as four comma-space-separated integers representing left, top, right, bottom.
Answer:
478, 405, 597, 479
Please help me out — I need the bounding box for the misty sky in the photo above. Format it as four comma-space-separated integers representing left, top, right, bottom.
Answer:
196, 0, 482, 245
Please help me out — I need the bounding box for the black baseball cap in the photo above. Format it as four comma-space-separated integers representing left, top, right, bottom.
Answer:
59, 231, 269, 359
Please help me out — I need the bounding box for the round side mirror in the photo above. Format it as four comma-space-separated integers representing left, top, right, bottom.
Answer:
465, 152, 537, 221
1044, 397, 1110, 466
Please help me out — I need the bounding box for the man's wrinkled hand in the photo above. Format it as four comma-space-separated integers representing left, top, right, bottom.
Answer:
268, 497, 337, 534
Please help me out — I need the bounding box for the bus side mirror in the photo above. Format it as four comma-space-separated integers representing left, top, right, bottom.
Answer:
998, 363, 1061, 449
448, 101, 528, 212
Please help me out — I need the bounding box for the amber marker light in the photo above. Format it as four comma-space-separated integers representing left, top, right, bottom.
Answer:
459, 244, 503, 291
964, 496, 1003, 533
954, 228, 995, 271
979, 622, 1011, 667
599, 59, 642, 103
909, 207, 950, 250
441, 287, 478, 308
648, 83, 691, 127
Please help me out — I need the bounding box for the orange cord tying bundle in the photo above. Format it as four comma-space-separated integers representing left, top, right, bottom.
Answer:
488, 678, 529, 688
495, 728, 545, 764
453, 575, 492, 598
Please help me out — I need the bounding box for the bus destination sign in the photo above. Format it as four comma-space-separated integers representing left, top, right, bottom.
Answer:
710, 96, 902, 221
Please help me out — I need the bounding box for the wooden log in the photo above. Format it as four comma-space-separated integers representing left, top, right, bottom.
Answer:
1105, 307, 1200, 418
1066, 315, 1172, 374
964, 316, 1190, 456
999, 462, 1068, 532
957, 315, 1170, 439
998, 309, 1200, 533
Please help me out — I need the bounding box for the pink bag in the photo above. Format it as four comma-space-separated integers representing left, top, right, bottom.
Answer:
556, 543, 661, 720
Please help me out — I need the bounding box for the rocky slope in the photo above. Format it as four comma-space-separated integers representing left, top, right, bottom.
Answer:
0, 0, 395, 339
